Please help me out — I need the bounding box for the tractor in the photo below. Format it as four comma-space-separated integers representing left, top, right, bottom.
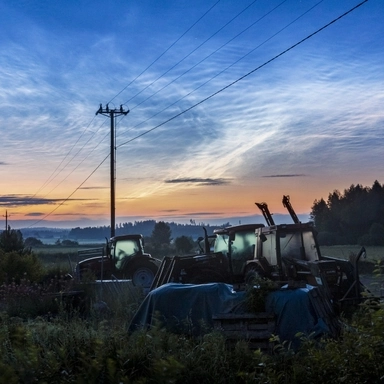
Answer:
151, 196, 370, 312
76, 234, 161, 289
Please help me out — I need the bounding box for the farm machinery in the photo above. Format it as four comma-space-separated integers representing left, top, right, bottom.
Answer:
150, 223, 265, 289
76, 234, 161, 289
150, 196, 369, 313
251, 197, 367, 312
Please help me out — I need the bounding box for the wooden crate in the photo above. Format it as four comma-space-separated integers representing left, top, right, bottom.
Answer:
212, 313, 275, 351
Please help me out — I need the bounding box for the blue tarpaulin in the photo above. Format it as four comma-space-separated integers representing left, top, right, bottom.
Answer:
265, 285, 330, 347
128, 283, 330, 344
129, 283, 245, 335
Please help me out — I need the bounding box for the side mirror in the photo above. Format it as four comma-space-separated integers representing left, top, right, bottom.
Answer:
260, 233, 267, 242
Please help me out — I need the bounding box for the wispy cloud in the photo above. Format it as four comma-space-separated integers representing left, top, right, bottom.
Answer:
0, 0, 382, 226
263, 174, 307, 178
0, 195, 85, 207
165, 178, 230, 186
25, 212, 45, 217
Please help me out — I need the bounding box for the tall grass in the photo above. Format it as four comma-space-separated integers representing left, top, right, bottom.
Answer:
1, 246, 384, 382
320, 245, 384, 261
1, 299, 384, 383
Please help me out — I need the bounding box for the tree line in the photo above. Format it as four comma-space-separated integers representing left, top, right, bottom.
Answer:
311, 180, 384, 245
68, 220, 222, 241
4, 180, 384, 250
0, 221, 200, 259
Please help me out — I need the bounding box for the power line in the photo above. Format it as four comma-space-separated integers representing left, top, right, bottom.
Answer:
117, 0, 368, 149
114, 0, 298, 140
28, 1, 223, 209
115, 0, 324, 141
123, 0, 261, 107
127, 0, 289, 114
28, 154, 110, 227
107, 0, 222, 105
25, 0, 264, 205
41, 129, 110, 199
31, 0, 368, 225
28, 115, 99, 199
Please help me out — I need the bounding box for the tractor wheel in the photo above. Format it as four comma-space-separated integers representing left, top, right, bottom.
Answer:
130, 263, 158, 288
245, 266, 264, 285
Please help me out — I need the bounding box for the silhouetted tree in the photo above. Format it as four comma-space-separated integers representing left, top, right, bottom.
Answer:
151, 221, 172, 247
0, 226, 24, 253
311, 181, 384, 245
174, 236, 194, 255
24, 237, 43, 247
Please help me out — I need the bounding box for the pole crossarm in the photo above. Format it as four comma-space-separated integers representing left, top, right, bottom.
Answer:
96, 104, 129, 116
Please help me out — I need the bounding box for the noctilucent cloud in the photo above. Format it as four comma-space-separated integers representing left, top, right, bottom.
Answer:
0, 0, 383, 228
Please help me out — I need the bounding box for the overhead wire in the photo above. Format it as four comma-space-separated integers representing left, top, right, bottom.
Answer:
28, 115, 99, 199
29, 154, 110, 227
26, 2, 222, 226
26, 0, 223, 211
107, 0, 222, 105
116, 0, 368, 149
122, 0, 262, 107
125, 0, 289, 115
40, 117, 110, 198
116, 0, 321, 142
41, 130, 110, 199
29, 0, 368, 225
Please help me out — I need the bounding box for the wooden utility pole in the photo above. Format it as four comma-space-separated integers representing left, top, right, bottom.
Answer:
2, 210, 10, 249
96, 104, 129, 238
3, 210, 9, 232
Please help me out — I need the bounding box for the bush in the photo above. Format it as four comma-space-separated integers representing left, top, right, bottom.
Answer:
24, 237, 43, 247
0, 298, 384, 382
0, 250, 45, 284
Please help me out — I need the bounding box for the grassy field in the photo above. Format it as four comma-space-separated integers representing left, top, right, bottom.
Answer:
33, 244, 101, 272
320, 245, 384, 262
34, 244, 384, 259
31, 244, 100, 254
33, 244, 384, 277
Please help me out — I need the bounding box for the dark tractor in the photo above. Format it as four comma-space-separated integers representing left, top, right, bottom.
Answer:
150, 223, 265, 290
248, 196, 370, 312
76, 234, 161, 289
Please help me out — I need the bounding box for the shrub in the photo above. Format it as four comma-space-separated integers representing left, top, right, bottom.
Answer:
0, 250, 45, 284
0, 301, 384, 382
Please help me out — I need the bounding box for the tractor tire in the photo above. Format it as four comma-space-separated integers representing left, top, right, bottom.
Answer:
130, 263, 158, 288
244, 266, 264, 285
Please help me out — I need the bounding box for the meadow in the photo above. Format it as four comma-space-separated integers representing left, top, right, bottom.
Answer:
320, 245, 384, 261
32, 244, 384, 274
0, 244, 383, 382
1, 280, 383, 383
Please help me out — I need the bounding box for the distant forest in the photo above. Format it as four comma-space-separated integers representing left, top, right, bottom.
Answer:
67, 220, 225, 241
311, 180, 384, 245
18, 180, 384, 247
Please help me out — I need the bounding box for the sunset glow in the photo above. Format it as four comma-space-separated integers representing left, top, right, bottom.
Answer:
1, 0, 383, 228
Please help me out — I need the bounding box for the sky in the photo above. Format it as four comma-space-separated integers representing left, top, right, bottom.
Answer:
0, 0, 383, 229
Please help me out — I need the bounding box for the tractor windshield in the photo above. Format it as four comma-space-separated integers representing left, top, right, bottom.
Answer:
214, 234, 229, 256
113, 239, 141, 269
279, 230, 319, 261
230, 231, 256, 274
214, 230, 256, 275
